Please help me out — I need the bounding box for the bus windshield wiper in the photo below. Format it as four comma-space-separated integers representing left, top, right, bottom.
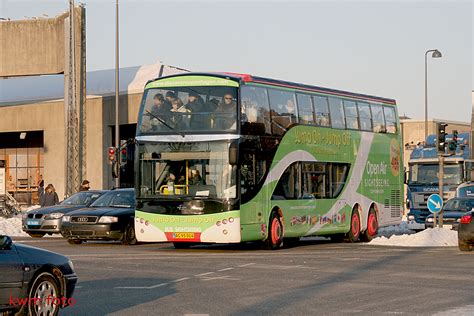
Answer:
145, 110, 185, 137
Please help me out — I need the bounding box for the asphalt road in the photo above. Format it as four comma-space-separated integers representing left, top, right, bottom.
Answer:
12, 237, 474, 316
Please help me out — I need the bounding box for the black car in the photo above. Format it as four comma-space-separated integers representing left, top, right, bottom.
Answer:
0, 235, 78, 316
458, 211, 474, 251
60, 189, 136, 245
425, 197, 474, 230
22, 190, 106, 238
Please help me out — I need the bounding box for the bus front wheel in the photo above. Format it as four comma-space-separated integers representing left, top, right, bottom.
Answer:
265, 212, 283, 250
347, 208, 361, 243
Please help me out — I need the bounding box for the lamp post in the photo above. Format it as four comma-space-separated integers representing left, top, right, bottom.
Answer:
424, 49, 442, 141
115, 0, 120, 188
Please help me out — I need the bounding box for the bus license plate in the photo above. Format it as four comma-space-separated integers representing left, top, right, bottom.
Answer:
173, 232, 195, 239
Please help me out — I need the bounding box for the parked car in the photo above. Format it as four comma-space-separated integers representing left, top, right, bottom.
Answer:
60, 188, 136, 245
22, 190, 106, 238
425, 197, 474, 230
458, 211, 474, 251
0, 235, 78, 316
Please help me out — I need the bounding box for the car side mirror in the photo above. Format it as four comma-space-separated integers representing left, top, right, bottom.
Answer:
0, 235, 13, 250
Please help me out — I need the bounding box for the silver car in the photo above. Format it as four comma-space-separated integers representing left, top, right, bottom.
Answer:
22, 190, 106, 237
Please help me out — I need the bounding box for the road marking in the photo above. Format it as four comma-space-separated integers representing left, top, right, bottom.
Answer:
237, 263, 256, 267
200, 276, 240, 281
217, 267, 234, 272
114, 282, 168, 290
194, 272, 215, 277
173, 277, 190, 283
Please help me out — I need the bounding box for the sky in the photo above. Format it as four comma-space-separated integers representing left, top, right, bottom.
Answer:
1, 0, 473, 122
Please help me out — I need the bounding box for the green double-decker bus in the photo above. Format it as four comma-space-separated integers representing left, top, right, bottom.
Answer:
134, 72, 403, 249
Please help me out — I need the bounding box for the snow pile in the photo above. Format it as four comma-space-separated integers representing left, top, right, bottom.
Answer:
377, 221, 415, 237
0, 214, 29, 237
369, 228, 457, 247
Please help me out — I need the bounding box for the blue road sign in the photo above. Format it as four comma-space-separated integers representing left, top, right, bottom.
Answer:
427, 194, 443, 213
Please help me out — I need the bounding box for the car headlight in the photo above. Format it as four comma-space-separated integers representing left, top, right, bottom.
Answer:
427, 218, 434, 223
45, 212, 64, 219
62, 215, 71, 222
22, 213, 28, 220
98, 216, 118, 223
408, 215, 415, 221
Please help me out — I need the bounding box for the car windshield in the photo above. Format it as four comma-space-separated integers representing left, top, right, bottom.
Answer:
138, 141, 237, 199
60, 192, 103, 206
138, 86, 238, 135
443, 199, 474, 212
90, 191, 135, 208
409, 163, 462, 186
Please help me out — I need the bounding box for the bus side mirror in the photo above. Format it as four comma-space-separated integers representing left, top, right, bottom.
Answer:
404, 168, 409, 185
229, 141, 239, 165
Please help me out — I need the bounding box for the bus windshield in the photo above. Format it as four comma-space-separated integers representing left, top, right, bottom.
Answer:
138, 142, 237, 199
138, 86, 238, 134
409, 163, 462, 186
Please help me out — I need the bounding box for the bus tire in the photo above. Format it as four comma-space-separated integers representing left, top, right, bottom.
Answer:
173, 242, 191, 249
347, 208, 361, 243
360, 208, 378, 242
265, 212, 283, 250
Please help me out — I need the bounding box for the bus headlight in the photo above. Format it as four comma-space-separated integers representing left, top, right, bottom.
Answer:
98, 216, 118, 223
426, 218, 434, 223
408, 215, 415, 221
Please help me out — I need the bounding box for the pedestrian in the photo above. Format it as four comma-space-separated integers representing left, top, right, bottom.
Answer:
41, 184, 59, 207
79, 180, 90, 191
37, 180, 44, 205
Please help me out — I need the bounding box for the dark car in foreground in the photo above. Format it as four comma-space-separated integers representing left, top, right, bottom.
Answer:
0, 235, 78, 315
425, 197, 474, 230
22, 190, 106, 238
458, 211, 474, 251
60, 189, 136, 245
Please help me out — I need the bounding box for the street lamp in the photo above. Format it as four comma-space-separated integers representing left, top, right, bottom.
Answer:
424, 49, 442, 141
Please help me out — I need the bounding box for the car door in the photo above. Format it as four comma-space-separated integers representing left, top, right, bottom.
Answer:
0, 244, 24, 308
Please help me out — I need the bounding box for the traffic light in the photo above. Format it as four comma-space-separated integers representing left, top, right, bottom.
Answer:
448, 130, 458, 153
107, 147, 117, 164
437, 123, 447, 153
120, 148, 127, 164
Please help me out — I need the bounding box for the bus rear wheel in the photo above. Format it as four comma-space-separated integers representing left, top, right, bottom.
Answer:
360, 209, 378, 242
265, 212, 283, 250
347, 208, 360, 243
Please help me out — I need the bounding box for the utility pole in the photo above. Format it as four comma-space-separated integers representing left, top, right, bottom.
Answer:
114, 0, 120, 188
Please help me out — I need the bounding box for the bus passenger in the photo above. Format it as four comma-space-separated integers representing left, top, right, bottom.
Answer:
170, 98, 189, 129
215, 93, 237, 130
150, 93, 172, 116
273, 99, 297, 134
187, 92, 211, 129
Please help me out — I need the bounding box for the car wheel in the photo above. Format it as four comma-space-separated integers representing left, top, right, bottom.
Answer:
122, 223, 138, 245
28, 272, 61, 316
347, 208, 361, 243
67, 239, 83, 245
458, 240, 473, 251
265, 211, 283, 250
28, 233, 45, 238
360, 209, 378, 242
173, 242, 191, 249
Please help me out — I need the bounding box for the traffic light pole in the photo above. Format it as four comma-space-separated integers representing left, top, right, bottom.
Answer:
438, 154, 444, 228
